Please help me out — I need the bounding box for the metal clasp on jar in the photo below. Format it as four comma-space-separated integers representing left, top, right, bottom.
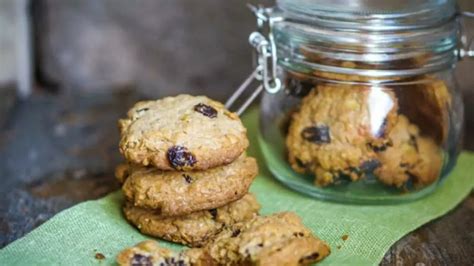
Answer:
225, 5, 282, 115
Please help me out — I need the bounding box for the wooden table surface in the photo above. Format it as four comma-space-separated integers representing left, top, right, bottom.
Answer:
0, 89, 472, 265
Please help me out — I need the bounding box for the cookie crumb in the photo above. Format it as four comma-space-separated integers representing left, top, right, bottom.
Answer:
95, 253, 105, 260
341, 234, 349, 241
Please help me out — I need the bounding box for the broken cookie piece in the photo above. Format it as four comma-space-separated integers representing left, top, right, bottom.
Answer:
117, 212, 330, 266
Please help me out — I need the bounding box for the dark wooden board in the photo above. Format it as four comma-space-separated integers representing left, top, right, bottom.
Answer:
0, 91, 472, 265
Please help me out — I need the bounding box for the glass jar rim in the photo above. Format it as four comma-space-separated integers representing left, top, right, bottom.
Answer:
283, 69, 453, 86
276, 0, 457, 31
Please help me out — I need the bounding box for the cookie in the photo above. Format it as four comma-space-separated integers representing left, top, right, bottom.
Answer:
286, 85, 398, 186
123, 193, 260, 247
116, 240, 200, 266
397, 77, 452, 145
122, 155, 258, 216
117, 212, 331, 266
203, 212, 331, 265
119, 94, 249, 170
374, 115, 443, 188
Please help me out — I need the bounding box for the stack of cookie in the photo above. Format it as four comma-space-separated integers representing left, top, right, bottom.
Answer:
115, 94, 260, 247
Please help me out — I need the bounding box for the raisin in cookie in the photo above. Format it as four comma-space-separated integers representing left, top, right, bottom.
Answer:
117, 212, 330, 266
123, 193, 260, 247
286, 85, 398, 186
374, 115, 443, 188
116, 240, 203, 266
119, 94, 249, 170
121, 155, 258, 216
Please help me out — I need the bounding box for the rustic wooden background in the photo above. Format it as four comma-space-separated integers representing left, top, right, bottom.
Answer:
0, 0, 473, 265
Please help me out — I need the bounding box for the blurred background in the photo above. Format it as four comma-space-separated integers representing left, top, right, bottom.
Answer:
1, 0, 473, 125
1, 0, 276, 100
0, 0, 473, 105
0, 0, 473, 253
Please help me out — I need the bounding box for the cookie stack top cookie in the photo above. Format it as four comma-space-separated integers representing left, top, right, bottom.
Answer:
118, 94, 249, 171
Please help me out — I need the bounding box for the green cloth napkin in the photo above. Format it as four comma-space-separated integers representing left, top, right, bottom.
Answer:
1, 107, 473, 266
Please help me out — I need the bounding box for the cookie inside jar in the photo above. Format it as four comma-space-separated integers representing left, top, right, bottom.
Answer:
258, 49, 463, 203
284, 62, 454, 191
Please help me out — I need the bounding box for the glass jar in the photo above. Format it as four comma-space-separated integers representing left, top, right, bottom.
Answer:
252, 0, 471, 203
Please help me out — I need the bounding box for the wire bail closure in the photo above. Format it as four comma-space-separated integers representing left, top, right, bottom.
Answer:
225, 5, 281, 115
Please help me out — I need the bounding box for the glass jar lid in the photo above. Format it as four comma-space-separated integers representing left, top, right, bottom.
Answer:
276, 0, 457, 31
266, 0, 460, 79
